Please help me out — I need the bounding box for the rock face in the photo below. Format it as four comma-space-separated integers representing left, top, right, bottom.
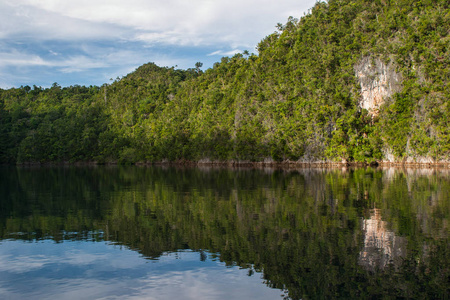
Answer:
355, 57, 402, 116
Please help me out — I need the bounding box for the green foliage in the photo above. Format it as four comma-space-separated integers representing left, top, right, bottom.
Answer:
0, 0, 448, 164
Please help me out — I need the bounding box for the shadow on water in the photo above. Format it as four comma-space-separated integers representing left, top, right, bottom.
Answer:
0, 165, 448, 299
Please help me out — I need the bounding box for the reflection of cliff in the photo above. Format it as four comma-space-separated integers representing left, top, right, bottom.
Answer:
359, 209, 406, 271
1, 167, 449, 299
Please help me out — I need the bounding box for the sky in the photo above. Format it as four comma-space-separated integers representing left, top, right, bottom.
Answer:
0, 0, 317, 88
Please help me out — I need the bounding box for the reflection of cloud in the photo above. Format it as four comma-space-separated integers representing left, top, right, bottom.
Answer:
127, 270, 222, 300
359, 209, 406, 271
0, 241, 280, 300
0, 254, 51, 273
125, 267, 277, 300
64, 251, 110, 265
19, 278, 130, 300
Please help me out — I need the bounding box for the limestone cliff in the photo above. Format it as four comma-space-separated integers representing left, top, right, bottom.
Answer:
355, 57, 402, 117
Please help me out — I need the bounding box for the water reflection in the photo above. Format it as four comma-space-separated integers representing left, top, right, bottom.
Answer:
0, 166, 448, 299
0, 240, 281, 300
359, 209, 406, 271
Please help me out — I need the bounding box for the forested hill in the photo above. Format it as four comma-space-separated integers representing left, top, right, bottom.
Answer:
1, 0, 449, 165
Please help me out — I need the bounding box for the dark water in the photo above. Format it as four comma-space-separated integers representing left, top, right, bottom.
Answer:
0, 166, 448, 299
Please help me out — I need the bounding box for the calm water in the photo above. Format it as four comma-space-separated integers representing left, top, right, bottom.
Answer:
0, 166, 448, 299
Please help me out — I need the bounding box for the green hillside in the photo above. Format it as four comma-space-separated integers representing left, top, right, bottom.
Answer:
1, 0, 449, 164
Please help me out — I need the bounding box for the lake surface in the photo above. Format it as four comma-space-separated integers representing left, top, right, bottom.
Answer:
0, 166, 448, 299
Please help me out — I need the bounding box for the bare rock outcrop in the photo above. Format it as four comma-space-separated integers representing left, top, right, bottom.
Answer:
355, 57, 402, 117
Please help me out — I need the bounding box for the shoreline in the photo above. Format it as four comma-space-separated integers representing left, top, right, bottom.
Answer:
9, 159, 450, 169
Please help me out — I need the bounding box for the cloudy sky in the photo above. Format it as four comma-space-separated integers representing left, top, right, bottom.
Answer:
0, 0, 317, 88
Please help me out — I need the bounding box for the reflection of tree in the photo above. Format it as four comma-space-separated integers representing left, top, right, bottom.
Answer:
0, 166, 448, 299
359, 208, 406, 271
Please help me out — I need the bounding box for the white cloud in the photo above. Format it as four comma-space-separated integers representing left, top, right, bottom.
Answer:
0, 51, 102, 72
0, 47, 148, 72
3, 0, 315, 47
0, 51, 53, 67
0, 0, 130, 41
207, 49, 242, 57
0, 0, 317, 87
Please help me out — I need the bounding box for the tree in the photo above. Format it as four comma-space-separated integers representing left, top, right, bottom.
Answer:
195, 62, 203, 74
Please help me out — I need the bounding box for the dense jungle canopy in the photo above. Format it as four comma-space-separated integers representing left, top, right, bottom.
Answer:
0, 0, 449, 164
